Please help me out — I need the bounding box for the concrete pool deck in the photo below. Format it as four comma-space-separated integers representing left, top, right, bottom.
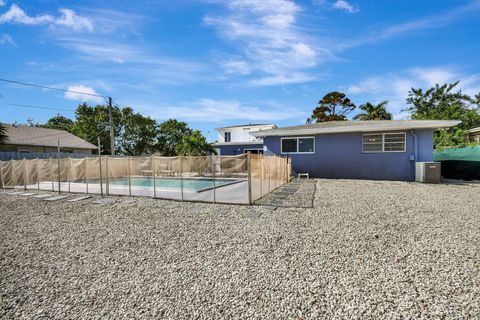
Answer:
19, 179, 251, 204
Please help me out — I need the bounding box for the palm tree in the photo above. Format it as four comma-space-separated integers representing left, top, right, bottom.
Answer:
353, 101, 392, 120
0, 123, 8, 145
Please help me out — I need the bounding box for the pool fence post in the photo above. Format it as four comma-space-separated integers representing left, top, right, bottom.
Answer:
57, 140, 61, 195
0, 161, 4, 189
152, 155, 157, 199
247, 152, 252, 205
211, 154, 216, 203
23, 158, 27, 190
106, 156, 110, 196
36, 158, 40, 190
179, 156, 184, 201
50, 157, 54, 191
127, 156, 131, 196
98, 137, 104, 197
85, 157, 89, 194
68, 155, 71, 193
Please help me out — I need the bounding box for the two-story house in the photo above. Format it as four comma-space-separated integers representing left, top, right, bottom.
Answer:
214, 123, 277, 155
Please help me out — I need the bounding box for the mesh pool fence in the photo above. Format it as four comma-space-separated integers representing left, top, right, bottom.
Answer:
0, 153, 291, 204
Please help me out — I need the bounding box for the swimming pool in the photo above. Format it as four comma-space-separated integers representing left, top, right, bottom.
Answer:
107, 177, 241, 192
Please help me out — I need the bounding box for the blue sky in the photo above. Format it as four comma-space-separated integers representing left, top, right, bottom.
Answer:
1, 0, 480, 141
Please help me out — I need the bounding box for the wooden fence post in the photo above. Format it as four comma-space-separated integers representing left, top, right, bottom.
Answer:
260, 154, 264, 197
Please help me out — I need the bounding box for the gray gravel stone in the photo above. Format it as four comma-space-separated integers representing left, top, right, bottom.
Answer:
92, 198, 115, 205
244, 210, 262, 219
43, 195, 68, 202
1, 179, 479, 319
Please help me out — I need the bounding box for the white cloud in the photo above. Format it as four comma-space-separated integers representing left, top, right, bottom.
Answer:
0, 4, 53, 25
205, 0, 328, 85
346, 67, 480, 119
0, 1, 6, 7
64, 85, 104, 103
0, 33, 15, 45
250, 73, 315, 86
221, 59, 252, 75
0, 4, 93, 32
333, 0, 358, 13
55, 9, 93, 32
152, 98, 305, 122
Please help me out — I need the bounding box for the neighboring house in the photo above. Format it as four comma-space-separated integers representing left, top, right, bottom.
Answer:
468, 127, 480, 143
0, 124, 96, 154
252, 120, 460, 181
214, 123, 277, 155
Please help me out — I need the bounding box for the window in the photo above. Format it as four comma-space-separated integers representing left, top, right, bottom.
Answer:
224, 132, 231, 142
281, 138, 297, 153
281, 137, 315, 154
384, 134, 406, 152
362, 133, 406, 153
362, 134, 383, 152
299, 138, 314, 153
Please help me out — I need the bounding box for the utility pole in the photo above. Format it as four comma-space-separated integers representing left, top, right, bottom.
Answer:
108, 96, 115, 155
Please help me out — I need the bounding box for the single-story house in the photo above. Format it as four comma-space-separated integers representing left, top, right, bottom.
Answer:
251, 120, 460, 181
0, 124, 96, 154
214, 123, 277, 155
468, 127, 480, 143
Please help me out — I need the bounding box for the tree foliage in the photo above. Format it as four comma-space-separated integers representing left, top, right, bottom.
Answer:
157, 119, 192, 156
353, 101, 392, 120
175, 130, 216, 156
0, 122, 8, 145
38, 104, 213, 156
40, 114, 75, 132
118, 107, 158, 156
307, 91, 356, 123
71, 103, 122, 154
405, 81, 480, 148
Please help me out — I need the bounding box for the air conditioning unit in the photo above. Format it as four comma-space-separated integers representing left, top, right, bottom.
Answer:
415, 162, 441, 183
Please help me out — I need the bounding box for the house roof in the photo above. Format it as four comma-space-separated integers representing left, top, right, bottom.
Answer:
1, 124, 97, 150
251, 120, 461, 137
468, 127, 480, 134
213, 141, 264, 146
215, 123, 276, 130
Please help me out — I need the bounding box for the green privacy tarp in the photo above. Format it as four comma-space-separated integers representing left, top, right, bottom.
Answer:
433, 146, 480, 162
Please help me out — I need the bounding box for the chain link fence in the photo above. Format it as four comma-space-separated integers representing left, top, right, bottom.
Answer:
0, 153, 291, 204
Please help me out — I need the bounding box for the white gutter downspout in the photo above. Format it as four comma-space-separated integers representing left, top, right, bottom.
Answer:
410, 130, 418, 162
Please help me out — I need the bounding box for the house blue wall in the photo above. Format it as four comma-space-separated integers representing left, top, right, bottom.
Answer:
263, 130, 433, 181
215, 143, 263, 155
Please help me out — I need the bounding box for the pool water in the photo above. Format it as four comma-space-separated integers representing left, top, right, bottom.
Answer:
108, 177, 238, 191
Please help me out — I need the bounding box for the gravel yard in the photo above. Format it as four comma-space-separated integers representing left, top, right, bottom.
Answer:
1, 179, 479, 319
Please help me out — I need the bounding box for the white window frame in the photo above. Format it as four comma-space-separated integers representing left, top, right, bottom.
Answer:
362, 132, 406, 153
280, 136, 315, 154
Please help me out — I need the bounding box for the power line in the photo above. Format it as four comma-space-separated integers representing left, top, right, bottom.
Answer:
0, 78, 115, 154
0, 78, 108, 98
1, 102, 75, 113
